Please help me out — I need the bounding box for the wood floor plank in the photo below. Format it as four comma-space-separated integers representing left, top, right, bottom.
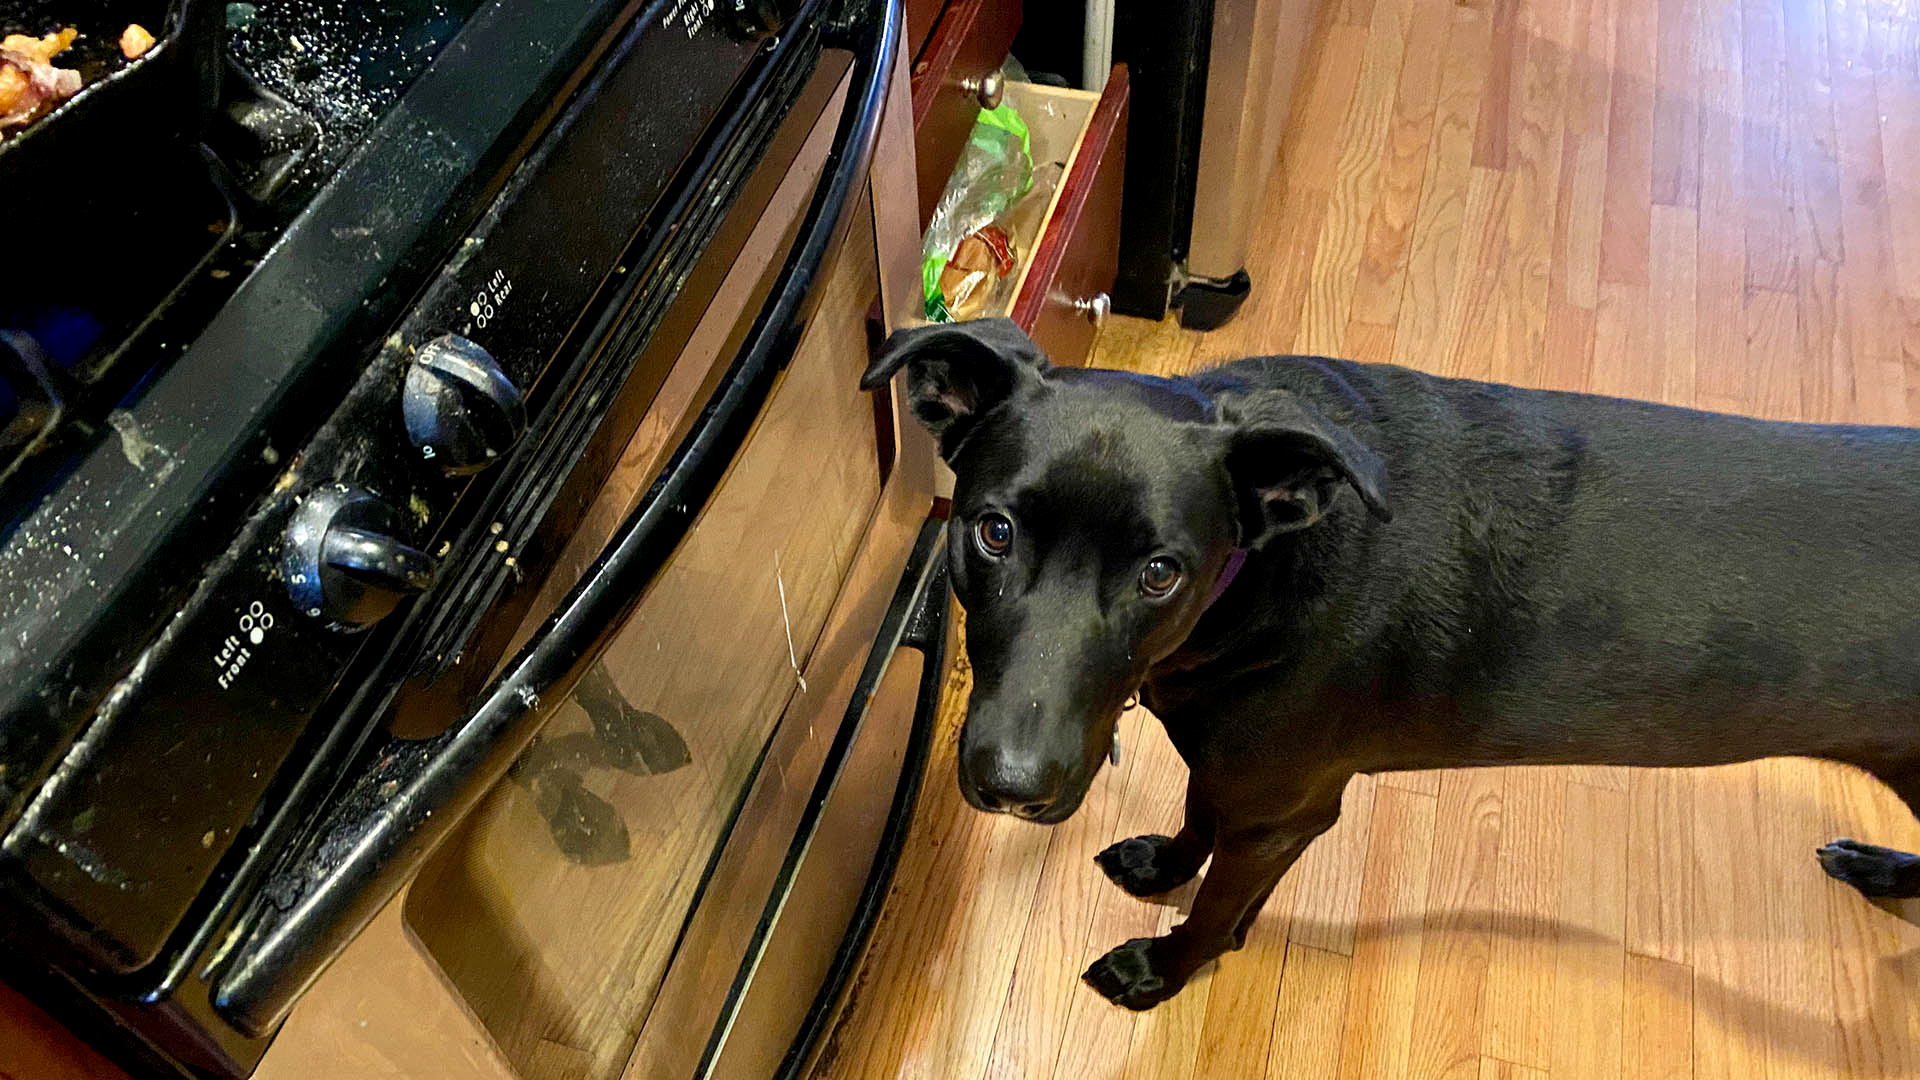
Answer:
1739, 0, 1798, 293
1650, 0, 1702, 205
1296, 0, 1421, 355
1878, 55, 1920, 299
1405, 770, 1504, 1080
1267, 946, 1355, 1080
1590, 280, 1657, 401
1551, 0, 1620, 312
1689, 767, 1773, 1080
1481, 769, 1565, 1071
1745, 285, 1805, 421
1648, 204, 1701, 408
1121, 917, 1211, 1080
1472, 0, 1523, 170
1283, 26, 1377, 203
1829, 0, 1907, 426
1350, 0, 1464, 328
1496, 0, 1577, 386
1547, 781, 1629, 1080
1055, 718, 1194, 1080
1754, 760, 1844, 1080
1440, 167, 1517, 380
1543, 295, 1598, 388
1567, 765, 1632, 792
1599, 0, 1657, 286
1258, 23, 1372, 358
1390, 1, 1497, 371
1191, 877, 1294, 1079
1626, 767, 1695, 966
1781, 0, 1848, 425
1337, 0, 1379, 30
1342, 320, 1400, 367
1333, 786, 1439, 1080
1624, 953, 1694, 1080
1478, 1058, 1548, 1080
1288, 775, 1382, 957
1903, 296, 1920, 420
811, 681, 1044, 1080
1819, 765, 1920, 1080
1380, 771, 1444, 797
1692, 0, 1751, 406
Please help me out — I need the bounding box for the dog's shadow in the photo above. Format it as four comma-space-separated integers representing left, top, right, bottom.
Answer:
1135, 892, 1920, 1075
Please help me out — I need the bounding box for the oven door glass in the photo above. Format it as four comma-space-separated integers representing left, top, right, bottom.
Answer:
401, 94, 892, 1080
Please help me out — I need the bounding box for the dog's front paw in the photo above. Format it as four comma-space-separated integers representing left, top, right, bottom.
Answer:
1082, 937, 1184, 1010
1096, 834, 1201, 897
1818, 838, 1920, 897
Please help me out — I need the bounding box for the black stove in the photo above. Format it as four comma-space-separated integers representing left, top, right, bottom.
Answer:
0, 0, 897, 1072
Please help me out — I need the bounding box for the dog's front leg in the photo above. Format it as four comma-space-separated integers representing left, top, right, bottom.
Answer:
1094, 782, 1217, 897
1083, 809, 1336, 1010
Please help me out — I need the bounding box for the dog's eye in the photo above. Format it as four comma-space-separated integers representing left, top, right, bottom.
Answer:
1140, 556, 1182, 598
975, 513, 1014, 557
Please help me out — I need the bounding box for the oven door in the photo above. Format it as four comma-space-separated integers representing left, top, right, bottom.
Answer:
216, 2, 952, 1077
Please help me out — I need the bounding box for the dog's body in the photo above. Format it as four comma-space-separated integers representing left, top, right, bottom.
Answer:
862, 319, 1920, 1011
1162, 354, 1920, 781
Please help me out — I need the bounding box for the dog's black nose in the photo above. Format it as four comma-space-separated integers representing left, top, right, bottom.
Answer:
965, 747, 1063, 820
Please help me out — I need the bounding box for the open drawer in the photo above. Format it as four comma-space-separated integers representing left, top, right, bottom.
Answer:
910, 0, 1023, 222
954, 68, 1130, 369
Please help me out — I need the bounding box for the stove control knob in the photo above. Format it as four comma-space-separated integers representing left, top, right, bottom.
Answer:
284, 485, 438, 629
401, 334, 526, 475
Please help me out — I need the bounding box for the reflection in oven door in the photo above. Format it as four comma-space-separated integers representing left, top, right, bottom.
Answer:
405, 194, 888, 1080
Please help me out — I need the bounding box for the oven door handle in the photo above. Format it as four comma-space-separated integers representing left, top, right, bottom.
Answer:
211, 0, 903, 1037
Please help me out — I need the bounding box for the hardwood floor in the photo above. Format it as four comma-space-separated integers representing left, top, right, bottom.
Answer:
810, 0, 1920, 1072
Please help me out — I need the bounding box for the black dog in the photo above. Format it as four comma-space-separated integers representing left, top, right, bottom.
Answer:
860, 317, 1920, 1011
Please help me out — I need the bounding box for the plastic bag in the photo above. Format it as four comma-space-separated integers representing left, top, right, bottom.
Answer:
922, 102, 1031, 321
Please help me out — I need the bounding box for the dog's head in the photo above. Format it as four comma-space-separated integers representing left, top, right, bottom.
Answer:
863, 319, 1390, 823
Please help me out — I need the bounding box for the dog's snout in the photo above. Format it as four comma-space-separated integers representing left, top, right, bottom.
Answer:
964, 745, 1066, 820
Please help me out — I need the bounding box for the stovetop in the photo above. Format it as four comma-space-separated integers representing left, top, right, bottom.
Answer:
227, 0, 489, 200
0, 0, 648, 827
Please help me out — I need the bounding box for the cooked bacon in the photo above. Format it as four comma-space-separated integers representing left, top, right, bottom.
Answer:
0, 63, 25, 116
1, 28, 78, 65
120, 24, 155, 60
0, 51, 82, 129
0, 28, 82, 131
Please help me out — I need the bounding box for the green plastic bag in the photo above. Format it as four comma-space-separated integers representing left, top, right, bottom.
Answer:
921, 101, 1034, 322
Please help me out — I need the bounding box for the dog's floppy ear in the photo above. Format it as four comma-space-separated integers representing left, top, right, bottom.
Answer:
1218, 389, 1392, 543
860, 317, 1048, 452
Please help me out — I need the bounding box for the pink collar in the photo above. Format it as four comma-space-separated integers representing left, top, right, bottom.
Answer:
1205, 548, 1248, 608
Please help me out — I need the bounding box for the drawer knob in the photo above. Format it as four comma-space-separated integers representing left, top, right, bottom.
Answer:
1072, 292, 1111, 329
960, 70, 1005, 110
